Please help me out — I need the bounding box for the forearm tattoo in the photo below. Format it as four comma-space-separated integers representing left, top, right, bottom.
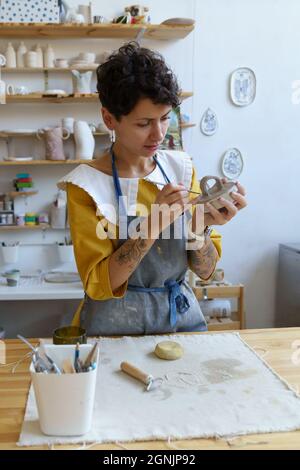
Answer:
116, 237, 149, 269
189, 238, 218, 280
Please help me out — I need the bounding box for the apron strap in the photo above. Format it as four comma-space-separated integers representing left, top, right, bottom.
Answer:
127, 280, 190, 328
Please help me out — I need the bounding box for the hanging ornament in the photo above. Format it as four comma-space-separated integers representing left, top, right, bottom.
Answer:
200, 108, 218, 136
230, 67, 256, 107
221, 148, 244, 180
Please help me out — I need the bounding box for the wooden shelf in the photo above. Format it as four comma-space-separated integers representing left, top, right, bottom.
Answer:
0, 131, 109, 138
0, 23, 194, 40
207, 318, 241, 331
5, 91, 193, 104
181, 123, 196, 129
9, 191, 38, 198
2, 67, 99, 73
192, 283, 245, 331
0, 159, 92, 166
0, 224, 50, 231
6, 93, 98, 104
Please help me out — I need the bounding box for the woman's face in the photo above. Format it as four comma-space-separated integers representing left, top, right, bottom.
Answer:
102, 98, 172, 158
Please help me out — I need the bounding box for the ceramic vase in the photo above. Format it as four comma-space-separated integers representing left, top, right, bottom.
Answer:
74, 121, 95, 160
71, 70, 92, 94
37, 127, 70, 161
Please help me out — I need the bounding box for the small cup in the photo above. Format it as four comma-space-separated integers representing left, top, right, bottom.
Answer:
53, 326, 87, 345
93, 15, 106, 23
3, 269, 20, 287
55, 58, 68, 68
78, 52, 96, 63
62, 117, 74, 133
25, 51, 38, 68
16, 214, 25, 226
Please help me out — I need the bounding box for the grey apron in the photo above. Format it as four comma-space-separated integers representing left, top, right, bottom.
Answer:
80, 148, 207, 336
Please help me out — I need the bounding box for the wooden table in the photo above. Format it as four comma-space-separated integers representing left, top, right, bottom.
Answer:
1, 328, 300, 450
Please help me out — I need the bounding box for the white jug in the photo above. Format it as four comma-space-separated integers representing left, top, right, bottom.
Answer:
5, 43, 16, 68
74, 121, 95, 160
71, 70, 92, 94
17, 41, 27, 68
0, 78, 6, 104
44, 44, 55, 68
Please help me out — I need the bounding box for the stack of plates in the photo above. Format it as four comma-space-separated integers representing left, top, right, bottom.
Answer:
161, 18, 195, 25
2, 129, 36, 134
43, 89, 67, 96
44, 272, 81, 283
69, 60, 99, 70
4, 156, 33, 161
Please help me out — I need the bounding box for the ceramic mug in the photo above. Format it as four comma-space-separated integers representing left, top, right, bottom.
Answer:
78, 52, 96, 63
93, 15, 106, 23
6, 84, 29, 95
25, 51, 38, 68
2, 269, 20, 287
55, 58, 68, 68
62, 117, 74, 133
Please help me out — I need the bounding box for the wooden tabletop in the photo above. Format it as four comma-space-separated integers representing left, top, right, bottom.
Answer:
1, 328, 300, 450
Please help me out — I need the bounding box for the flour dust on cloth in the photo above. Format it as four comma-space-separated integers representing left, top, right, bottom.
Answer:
57, 149, 193, 226
18, 333, 300, 447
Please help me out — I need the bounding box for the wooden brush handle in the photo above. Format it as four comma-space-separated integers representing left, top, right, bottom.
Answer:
120, 362, 152, 385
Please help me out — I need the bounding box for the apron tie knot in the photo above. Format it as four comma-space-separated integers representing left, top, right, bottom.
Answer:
164, 280, 190, 327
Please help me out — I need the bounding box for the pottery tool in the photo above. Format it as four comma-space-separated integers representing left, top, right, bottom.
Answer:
62, 359, 76, 374
43, 353, 62, 375
17, 335, 50, 373
154, 341, 184, 361
74, 343, 80, 373
120, 362, 163, 392
83, 341, 98, 370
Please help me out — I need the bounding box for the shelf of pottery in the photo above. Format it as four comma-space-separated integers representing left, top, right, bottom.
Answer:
0, 13, 195, 234
0, 38, 195, 166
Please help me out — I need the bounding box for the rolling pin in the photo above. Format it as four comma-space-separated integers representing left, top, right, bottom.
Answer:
120, 362, 160, 391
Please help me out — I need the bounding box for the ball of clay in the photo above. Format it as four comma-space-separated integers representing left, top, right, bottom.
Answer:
154, 341, 184, 361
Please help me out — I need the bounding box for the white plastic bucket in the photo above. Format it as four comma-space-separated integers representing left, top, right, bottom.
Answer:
1, 245, 19, 264
30, 344, 98, 436
57, 245, 74, 263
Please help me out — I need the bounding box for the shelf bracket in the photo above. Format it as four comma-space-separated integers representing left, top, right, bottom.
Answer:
135, 28, 147, 44
43, 70, 49, 91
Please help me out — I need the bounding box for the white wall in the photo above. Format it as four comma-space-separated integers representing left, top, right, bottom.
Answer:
0, 0, 299, 333
191, 0, 300, 328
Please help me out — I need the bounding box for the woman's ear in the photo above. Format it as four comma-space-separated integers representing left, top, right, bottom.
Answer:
101, 107, 115, 131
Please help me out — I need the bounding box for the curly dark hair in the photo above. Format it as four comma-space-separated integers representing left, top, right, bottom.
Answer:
96, 42, 181, 120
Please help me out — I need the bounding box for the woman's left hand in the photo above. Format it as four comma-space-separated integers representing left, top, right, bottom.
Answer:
191, 179, 247, 228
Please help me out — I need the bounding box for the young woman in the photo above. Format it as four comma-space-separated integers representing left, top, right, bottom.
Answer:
58, 42, 247, 335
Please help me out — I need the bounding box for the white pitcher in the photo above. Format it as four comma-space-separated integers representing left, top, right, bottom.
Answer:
71, 70, 93, 94
74, 121, 95, 160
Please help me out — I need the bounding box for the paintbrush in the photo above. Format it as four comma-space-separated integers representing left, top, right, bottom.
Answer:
83, 342, 98, 369
147, 180, 202, 196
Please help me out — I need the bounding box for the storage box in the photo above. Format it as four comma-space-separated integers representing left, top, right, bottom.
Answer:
0, 0, 59, 23
30, 344, 98, 436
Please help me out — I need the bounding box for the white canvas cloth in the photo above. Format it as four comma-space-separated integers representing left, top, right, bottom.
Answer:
18, 333, 300, 447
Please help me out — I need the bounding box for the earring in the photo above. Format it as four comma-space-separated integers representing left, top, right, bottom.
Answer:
110, 130, 115, 143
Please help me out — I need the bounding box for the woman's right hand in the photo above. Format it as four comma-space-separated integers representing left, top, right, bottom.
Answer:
149, 183, 190, 235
